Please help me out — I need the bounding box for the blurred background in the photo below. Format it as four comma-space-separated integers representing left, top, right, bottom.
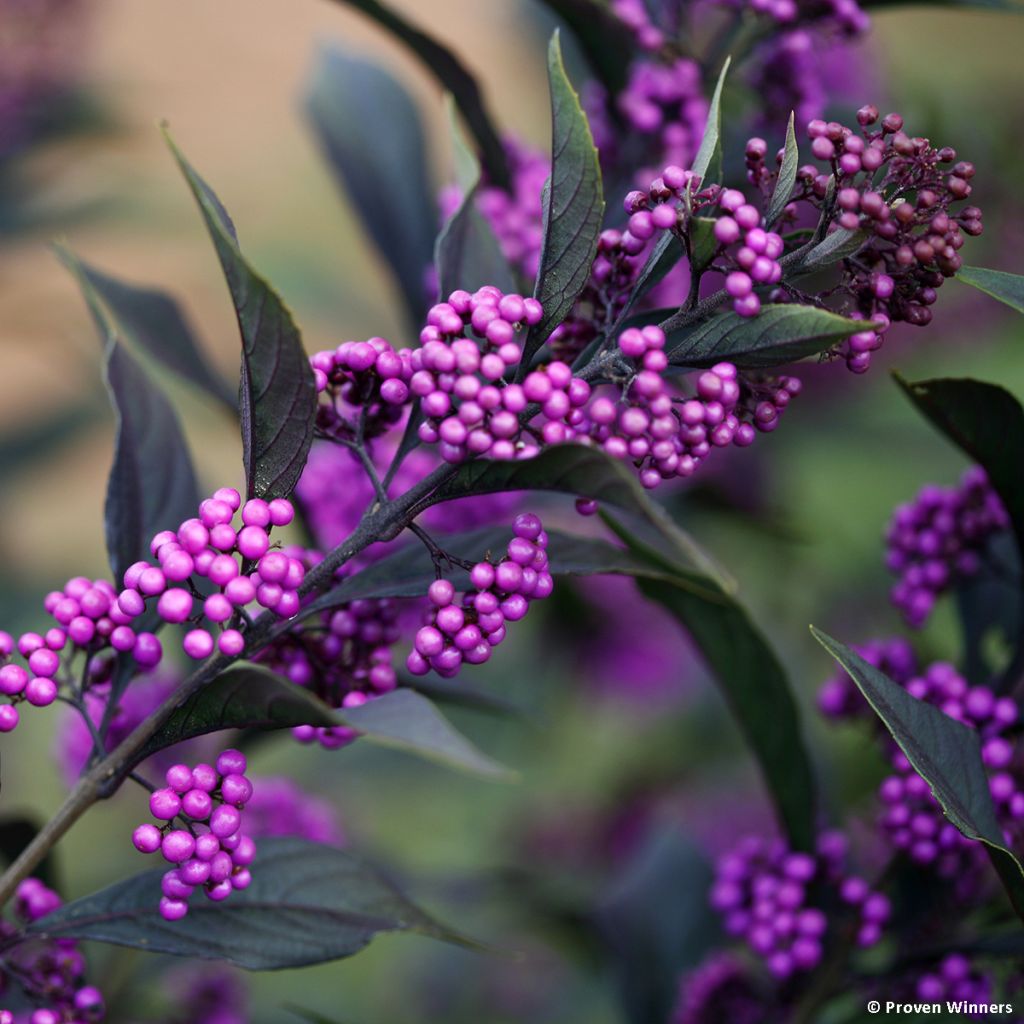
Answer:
1, 1, 1023, 1021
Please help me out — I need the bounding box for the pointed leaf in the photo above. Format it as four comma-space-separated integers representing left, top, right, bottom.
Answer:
165, 129, 317, 501
690, 58, 730, 185
57, 244, 200, 582
792, 227, 865, 273
895, 376, 1024, 557
336, 689, 514, 779
76, 257, 235, 410
811, 627, 1024, 921
665, 304, 870, 368
521, 31, 604, 368
306, 46, 436, 324
326, 0, 510, 188
28, 837, 474, 968
765, 112, 798, 229
957, 265, 1024, 315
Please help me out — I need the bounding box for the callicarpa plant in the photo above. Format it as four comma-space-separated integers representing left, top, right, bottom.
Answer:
1, 0, 1024, 1021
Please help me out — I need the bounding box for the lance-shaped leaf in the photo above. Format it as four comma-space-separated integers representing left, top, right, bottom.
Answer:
956, 265, 1024, 315
533, 0, 633, 93
790, 227, 865, 274
520, 31, 604, 369
435, 102, 516, 297
765, 112, 798, 229
326, 0, 509, 188
690, 58, 730, 185
812, 627, 1024, 921
306, 46, 437, 325
57, 244, 200, 583
896, 376, 1024, 557
128, 665, 510, 780
27, 837, 476, 969
75, 257, 235, 410
165, 129, 317, 501
665, 304, 870, 368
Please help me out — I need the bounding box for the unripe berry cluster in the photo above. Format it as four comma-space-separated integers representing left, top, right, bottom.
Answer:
310, 336, 414, 442
413, 288, 593, 463
711, 832, 889, 979
132, 750, 256, 921
0, 878, 105, 1024
407, 513, 552, 679
885, 467, 1008, 628
113, 488, 302, 663
578, 326, 799, 488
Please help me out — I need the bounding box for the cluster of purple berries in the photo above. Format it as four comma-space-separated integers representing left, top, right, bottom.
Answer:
413, 289, 593, 463
671, 953, 765, 1024
408, 513, 552, 679
0, 878, 104, 1024
132, 750, 256, 921
914, 955, 995, 1008
581, 326, 798, 488
710, 832, 889, 978
609, 0, 665, 51
885, 467, 1009, 628
113, 488, 303, 662
310, 336, 414, 442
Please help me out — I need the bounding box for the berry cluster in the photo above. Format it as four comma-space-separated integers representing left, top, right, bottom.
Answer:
0, 878, 105, 1024
115, 488, 303, 662
885, 467, 1009, 628
132, 750, 256, 921
609, 0, 665, 51
413, 289, 592, 463
310, 337, 414, 442
581, 326, 799, 489
914, 955, 995, 1007
671, 953, 766, 1024
408, 513, 552, 679
710, 832, 889, 978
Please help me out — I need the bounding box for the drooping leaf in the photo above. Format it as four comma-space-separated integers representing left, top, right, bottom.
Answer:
435, 101, 516, 297
811, 627, 1024, 921
75, 257, 236, 410
337, 689, 514, 779
664, 304, 869, 368
56, 244, 200, 583
28, 837, 475, 969
635, 572, 815, 851
690, 58, 730, 185
532, 0, 633, 93
305, 46, 437, 325
0, 817, 58, 889
596, 828, 719, 1024
127, 665, 336, 771
895, 376, 1024, 557
164, 129, 317, 501
956, 265, 1024, 315
419, 446, 728, 587
765, 112, 798, 229
325, 0, 510, 189
520, 31, 604, 368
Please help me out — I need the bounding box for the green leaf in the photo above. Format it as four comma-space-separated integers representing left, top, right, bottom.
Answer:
521, 31, 604, 369
306, 46, 437, 325
435, 100, 516, 297
56, 244, 200, 583
765, 112, 798, 229
164, 129, 317, 501
532, 0, 633, 93
792, 227, 866, 273
419, 446, 729, 587
74, 256, 235, 410
596, 828, 719, 1024
957, 265, 1024, 315
326, 0, 510, 189
635, 572, 816, 851
127, 665, 336, 771
665, 304, 869, 368
687, 217, 719, 273
811, 627, 1024, 922
895, 376, 1024, 558
28, 837, 475, 968
337, 689, 514, 779
690, 58, 730, 185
